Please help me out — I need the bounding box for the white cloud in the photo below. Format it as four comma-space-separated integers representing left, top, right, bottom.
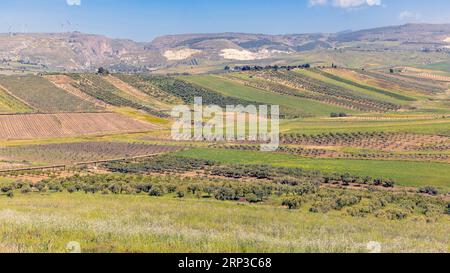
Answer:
309, 0, 382, 8
398, 10, 421, 21
66, 0, 81, 6
309, 0, 327, 7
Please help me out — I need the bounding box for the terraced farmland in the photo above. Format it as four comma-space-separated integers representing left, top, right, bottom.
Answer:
253, 70, 401, 112
313, 69, 417, 102
0, 142, 183, 168
150, 76, 259, 109
0, 113, 157, 140
0, 75, 100, 113
183, 75, 354, 118
67, 74, 167, 117
113, 74, 183, 106
353, 69, 448, 95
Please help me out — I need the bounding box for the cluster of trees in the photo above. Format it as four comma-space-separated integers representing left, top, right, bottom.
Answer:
330, 112, 348, 118
225, 64, 311, 72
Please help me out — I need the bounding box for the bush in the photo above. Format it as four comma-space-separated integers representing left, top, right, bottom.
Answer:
67, 186, 77, 193
335, 194, 361, 210
445, 203, 450, 215
176, 191, 185, 198
6, 191, 14, 198
245, 193, 261, 203
418, 186, 439, 196
1, 185, 12, 193
149, 185, 165, 197
187, 184, 203, 195
310, 199, 334, 213
385, 209, 408, 220
282, 198, 302, 209
214, 187, 236, 201
20, 185, 31, 194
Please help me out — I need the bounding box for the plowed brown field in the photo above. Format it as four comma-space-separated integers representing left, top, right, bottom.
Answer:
0, 112, 157, 140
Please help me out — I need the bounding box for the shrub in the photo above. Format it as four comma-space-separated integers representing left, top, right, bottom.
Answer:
282, 198, 302, 209
34, 182, 46, 192
6, 191, 14, 198
1, 185, 12, 193
245, 193, 261, 203
335, 194, 361, 210
418, 186, 439, 196
176, 191, 185, 198
214, 187, 236, 201
149, 185, 165, 197
67, 186, 77, 193
20, 185, 31, 194
187, 184, 203, 195
385, 209, 408, 220
382, 179, 395, 188
309, 199, 334, 213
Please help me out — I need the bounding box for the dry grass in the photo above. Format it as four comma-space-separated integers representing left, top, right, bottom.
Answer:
0, 193, 448, 253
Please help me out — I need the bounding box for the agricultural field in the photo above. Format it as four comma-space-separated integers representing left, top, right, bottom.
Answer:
0, 142, 183, 169
0, 75, 100, 113
0, 67, 449, 254
175, 148, 450, 190
0, 155, 448, 253
0, 113, 157, 140
183, 74, 356, 117
66, 74, 168, 118
0, 87, 32, 114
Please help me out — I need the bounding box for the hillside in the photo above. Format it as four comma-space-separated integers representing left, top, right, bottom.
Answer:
1, 24, 450, 73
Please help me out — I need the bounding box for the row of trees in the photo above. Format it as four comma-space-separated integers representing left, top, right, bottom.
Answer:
225, 64, 311, 72
1, 173, 446, 220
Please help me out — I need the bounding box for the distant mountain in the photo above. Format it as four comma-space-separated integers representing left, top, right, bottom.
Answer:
1, 24, 449, 72
0, 32, 165, 71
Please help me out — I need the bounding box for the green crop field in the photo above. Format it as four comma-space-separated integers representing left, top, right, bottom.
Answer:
312, 69, 418, 103
281, 117, 450, 136
419, 62, 450, 73
177, 148, 450, 189
0, 75, 100, 113
183, 75, 356, 117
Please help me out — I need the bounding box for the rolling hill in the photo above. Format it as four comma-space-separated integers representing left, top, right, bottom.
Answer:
1, 24, 450, 73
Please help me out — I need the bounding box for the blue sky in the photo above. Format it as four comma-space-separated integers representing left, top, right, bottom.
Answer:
0, 0, 449, 41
